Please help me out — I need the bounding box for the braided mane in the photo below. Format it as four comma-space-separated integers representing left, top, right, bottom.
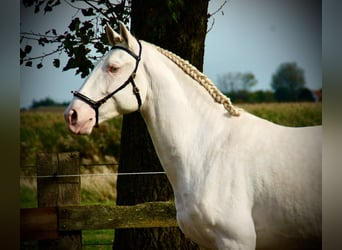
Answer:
151, 44, 241, 116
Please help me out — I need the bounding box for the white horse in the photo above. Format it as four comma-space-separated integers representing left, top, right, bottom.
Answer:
65, 23, 321, 250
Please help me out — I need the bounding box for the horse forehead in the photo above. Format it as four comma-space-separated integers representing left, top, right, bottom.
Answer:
107, 48, 135, 64
89, 50, 132, 76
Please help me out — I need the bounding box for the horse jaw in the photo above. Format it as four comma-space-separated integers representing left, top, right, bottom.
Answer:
64, 100, 96, 135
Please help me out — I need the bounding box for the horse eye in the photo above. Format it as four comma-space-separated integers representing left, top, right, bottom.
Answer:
108, 65, 119, 73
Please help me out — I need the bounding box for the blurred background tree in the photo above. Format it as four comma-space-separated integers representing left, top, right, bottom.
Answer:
271, 62, 314, 102
217, 72, 257, 93
217, 72, 258, 102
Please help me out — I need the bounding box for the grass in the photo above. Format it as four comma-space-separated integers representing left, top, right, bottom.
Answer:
20, 102, 322, 248
20, 166, 118, 208
82, 230, 115, 249
80, 165, 118, 204
239, 102, 322, 127
20, 107, 122, 167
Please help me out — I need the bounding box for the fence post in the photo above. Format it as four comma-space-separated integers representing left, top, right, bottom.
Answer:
36, 152, 81, 250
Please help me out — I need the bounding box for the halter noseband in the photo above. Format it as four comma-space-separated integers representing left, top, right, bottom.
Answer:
71, 40, 142, 127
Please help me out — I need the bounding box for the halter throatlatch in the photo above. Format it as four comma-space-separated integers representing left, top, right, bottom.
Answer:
71, 40, 142, 127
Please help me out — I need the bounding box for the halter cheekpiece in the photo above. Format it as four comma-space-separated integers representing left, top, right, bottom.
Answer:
71, 40, 142, 127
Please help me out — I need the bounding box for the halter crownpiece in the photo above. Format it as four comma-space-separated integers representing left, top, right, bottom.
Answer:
71, 40, 142, 127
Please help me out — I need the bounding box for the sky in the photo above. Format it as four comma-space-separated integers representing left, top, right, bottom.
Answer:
20, 0, 321, 108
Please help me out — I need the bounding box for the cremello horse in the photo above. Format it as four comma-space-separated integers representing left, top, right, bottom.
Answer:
65, 23, 321, 250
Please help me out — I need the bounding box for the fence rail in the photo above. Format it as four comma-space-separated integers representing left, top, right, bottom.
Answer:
21, 171, 166, 179
20, 152, 177, 249
21, 202, 177, 237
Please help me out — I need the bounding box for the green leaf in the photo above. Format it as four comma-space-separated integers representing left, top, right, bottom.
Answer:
20, 49, 26, 59
69, 18, 81, 31
44, 5, 52, 13
53, 58, 60, 68
38, 37, 49, 46
24, 45, 32, 54
63, 58, 77, 71
25, 61, 32, 67
81, 8, 94, 16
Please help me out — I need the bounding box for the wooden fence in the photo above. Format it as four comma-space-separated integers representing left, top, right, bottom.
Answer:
20, 152, 177, 249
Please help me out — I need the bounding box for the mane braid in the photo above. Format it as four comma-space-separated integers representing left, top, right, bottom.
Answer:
152, 44, 241, 116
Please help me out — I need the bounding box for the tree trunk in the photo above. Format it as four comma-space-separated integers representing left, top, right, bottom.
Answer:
113, 0, 209, 249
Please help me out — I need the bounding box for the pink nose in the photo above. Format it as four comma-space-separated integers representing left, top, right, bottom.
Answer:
64, 105, 95, 135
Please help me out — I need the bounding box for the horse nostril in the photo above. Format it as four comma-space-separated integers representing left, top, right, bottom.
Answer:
69, 109, 78, 125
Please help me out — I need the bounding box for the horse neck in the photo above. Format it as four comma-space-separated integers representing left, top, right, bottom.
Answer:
140, 42, 231, 189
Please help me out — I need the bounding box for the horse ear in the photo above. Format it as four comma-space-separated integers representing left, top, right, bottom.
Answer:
106, 22, 122, 46
119, 21, 134, 48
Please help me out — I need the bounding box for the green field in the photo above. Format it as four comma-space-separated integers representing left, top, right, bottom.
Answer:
20, 102, 322, 248
239, 102, 322, 127
20, 107, 123, 166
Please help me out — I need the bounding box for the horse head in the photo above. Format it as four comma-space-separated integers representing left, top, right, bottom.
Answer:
64, 22, 148, 134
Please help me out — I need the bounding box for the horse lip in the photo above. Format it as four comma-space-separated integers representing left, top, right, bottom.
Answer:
67, 119, 94, 135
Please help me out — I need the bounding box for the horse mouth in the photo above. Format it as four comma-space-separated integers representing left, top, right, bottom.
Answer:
67, 119, 94, 135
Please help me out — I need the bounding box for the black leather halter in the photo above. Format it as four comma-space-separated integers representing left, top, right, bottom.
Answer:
71, 40, 142, 127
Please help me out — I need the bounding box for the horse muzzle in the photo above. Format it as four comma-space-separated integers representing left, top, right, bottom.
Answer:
64, 103, 96, 135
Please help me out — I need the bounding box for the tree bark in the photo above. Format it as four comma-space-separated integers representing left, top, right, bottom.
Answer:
113, 0, 209, 249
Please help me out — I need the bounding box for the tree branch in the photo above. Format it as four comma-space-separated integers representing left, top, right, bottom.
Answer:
208, 0, 228, 18
21, 32, 59, 40
207, 0, 229, 33
63, 0, 83, 10
21, 45, 64, 62
207, 17, 215, 33
20, 0, 131, 75
84, 0, 111, 21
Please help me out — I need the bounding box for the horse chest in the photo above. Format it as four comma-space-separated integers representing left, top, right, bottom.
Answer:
175, 198, 220, 248
173, 172, 252, 249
